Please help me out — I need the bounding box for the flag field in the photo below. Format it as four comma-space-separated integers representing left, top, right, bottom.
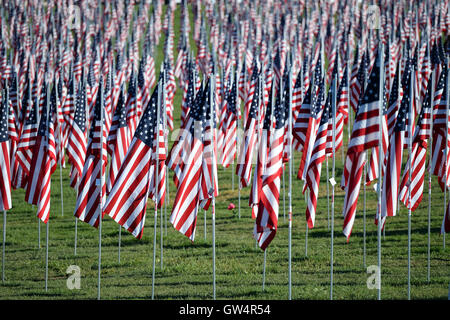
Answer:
0, 2, 449, 301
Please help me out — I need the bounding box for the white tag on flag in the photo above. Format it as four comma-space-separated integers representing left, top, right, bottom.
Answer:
329, 177, 336, 186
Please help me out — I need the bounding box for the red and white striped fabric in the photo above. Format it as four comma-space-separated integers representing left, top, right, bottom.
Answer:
381, 60, 412, 219
305, 95, 329, 229
292, 83, 312, 152
342, 48, 382, 240
106, 89, 130, 195
73, 86, 108, 228
399, 80, 432, 211
236, 74, 259, 188
0, 98, 12, 211
254, 102, 284, 251
104, 84, 161, 239
170, 118, 204, 241
221, 78, 237, 168
24, 86, 57, 223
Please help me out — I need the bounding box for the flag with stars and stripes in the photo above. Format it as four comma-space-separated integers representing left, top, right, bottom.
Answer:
169, 82, 207, 241
104, 79, 162, 239
73, 80, 108, 228
254, 86, 285, 251
381, 57, 413, 220
0, 92, 12, 211
305, 87, 330, 229
399, 81, 432, 212
236, 71, 260, 188
24, 83, 57, 223
67, 81, 88, 189
342, 47, 382, 240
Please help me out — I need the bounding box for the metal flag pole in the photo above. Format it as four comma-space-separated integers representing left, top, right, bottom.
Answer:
97, 77, 105, 301
363, 161, 367, 267
2, 89, 7, 282
377, 40, 385, 301
407, 58, 415, 300
235, 66, 241, 219
427, 42, 434, 283
204, 209, 207, 240
57, 75, 64, 217
444, 57, 449, 250
288, 56, 293, 300
37, 211, 40, 249
44, 81, 50, 292
283, 164, 286, 222
75, 74, 87, 256
210, 67, 217, 300
1, 209, 4, 283
330, 67, 337, 301
152, 75, 162, 300
161, 66, 168, 271
262, 248, 267, 291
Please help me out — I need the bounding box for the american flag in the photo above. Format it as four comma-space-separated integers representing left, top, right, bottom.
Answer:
180, 61, 196, 129
349, 49, 366, 113
125, 71, 138, 142
0, 92, 12, 211
381, 57, 412, 219
298, 73, 324, 183
73, 79, 107, 228
14, 82, 38, 189
244, 62, 259, 127
399, 81, 432, 211
365, 80, 389, 186
254, 87, 285, 251
305, 87, 330, 229
104, 80, 160, 239
292, 80, 312, 153
67, 81, 88, 189
24, 83, 57, 223
221, 72, 237, 168
236, 71, 260, 188
198, 79, 218, 210
342, 47, 382, 240
106, 88, 129, 195
431, 63, 450, 191
170, 82, 206, 241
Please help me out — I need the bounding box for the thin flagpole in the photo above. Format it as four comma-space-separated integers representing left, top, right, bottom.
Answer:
161, 68, 168, 271
97, 77, 105, 301
262, 248, 267, 291
118, 226, 121, 263
407, 59, 414, 300
427, 52, 434, 283
210, 68, 217, 300
326, 156, 330, 230
38, 211, 41, 249
444, 57, 449, 250
45, 219, 49, 291
330, 71, 337, 300
377, 40, 385, 301
59, 156, 64, 216
74, 218, 78, 256
44, 82, 50, 292
165, 166, 168, 236
2, 210, 6, 282
236, 66, 241, 220
283, 167, 286, 222
288, 56, 293, 300
363, 161, 367, 268
152, 76, 162, 300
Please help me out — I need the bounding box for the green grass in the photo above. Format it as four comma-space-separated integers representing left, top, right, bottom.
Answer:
0, 3, 449, 300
